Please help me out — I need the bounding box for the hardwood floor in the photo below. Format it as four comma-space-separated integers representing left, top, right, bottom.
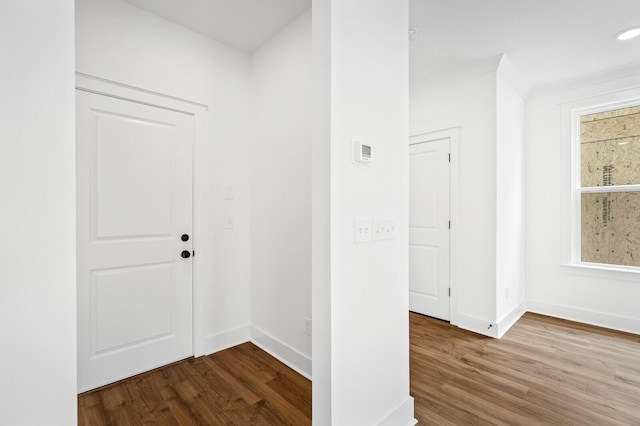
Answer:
410, 311, 640, 425
79, 314, 640, 425
78, 343, 311, 425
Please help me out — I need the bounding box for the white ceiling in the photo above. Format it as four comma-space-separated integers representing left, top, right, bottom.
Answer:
123, 0, 312, 52
123, 0, 640, 88
410, 0, 640, 87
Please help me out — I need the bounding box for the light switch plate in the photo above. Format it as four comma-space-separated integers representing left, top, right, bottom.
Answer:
354, 217, 372, 243
373, 217, 396, 241
225, 185, 235, 200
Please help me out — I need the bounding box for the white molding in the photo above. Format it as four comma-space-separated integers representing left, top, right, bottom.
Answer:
457, 313, 499, 338
496, 54, 531, 99
75, 72, 208, 116
201, 325, 251, 357
449, 129, 461, 327
528, 61, 640, 102
376, 397, 417, 426
562, 87, 640, 267
526, 300, 640, 335
560, 263, 640, 281
201, 326, 314, 381
75, 71, 210, 363
409, 126, 461, 144
250, 326, 312, 380
580, 184, 640, 194
496, 303, 526, 338
447, 303, 523, 339
438, 302, 638, 339
412, 53, 533, 99
410, 55, 502, 97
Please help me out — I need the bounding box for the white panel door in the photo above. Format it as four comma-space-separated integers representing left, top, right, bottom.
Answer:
409, 138, 450, 321
76, 90, 194, 392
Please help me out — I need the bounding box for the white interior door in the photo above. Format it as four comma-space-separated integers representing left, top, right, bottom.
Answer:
76, 90, 194, 392
409, 138, 451, 321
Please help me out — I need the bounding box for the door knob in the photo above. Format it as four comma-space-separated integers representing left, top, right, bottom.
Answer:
181, 250, 191, 259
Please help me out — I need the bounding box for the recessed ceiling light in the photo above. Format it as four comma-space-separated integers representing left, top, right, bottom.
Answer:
617, 26, 640, 41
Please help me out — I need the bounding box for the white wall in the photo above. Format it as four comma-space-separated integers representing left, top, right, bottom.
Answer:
411, 70, 498, 328
313, 0, 415, 424
250, 10, 312, 377
0, 1, 77, 424
312, 0, 332, 422
410, 56, 527, 337
525, 65, 640, 334
76, 0, 253, 355
496, 60, 527, 325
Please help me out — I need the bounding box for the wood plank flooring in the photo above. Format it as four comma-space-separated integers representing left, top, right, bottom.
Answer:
79, 313, 640, 425
77, 342, 311, 425
410, 311, 640, 425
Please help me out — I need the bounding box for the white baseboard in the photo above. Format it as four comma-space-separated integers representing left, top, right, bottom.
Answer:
454, 303, 525, 339
199, 325, 312, 381
526, 300, 640, 335
377, 396, 418, 426
496, 303, 526, 338
457, 313, 499, 338
202, 325, 251, 356
250, 326, 312, 380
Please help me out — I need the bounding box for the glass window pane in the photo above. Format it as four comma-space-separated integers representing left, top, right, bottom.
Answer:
581, 192, 640, 266
580, 106, 640, 187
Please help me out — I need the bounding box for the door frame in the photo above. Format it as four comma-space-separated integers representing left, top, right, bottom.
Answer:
409, 127, 460, 326
75, 72, 209, 357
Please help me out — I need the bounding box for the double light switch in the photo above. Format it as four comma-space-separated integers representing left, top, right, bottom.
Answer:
355, 217, 396, 243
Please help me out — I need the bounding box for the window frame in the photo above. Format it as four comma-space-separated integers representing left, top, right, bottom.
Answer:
570, 97, 640, 272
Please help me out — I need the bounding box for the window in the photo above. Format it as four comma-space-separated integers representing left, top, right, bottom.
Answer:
576, 103, 640, 268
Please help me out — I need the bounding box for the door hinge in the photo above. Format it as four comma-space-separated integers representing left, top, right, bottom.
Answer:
448, 153, 451, 162
449, 288, 451, 297
448, 220, 451, 229
193, 250, 195, 257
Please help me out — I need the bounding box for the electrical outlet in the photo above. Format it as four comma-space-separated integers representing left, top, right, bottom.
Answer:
304, 318, 311, 336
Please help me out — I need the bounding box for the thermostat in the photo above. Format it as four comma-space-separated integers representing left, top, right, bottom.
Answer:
352, 139, 372, 164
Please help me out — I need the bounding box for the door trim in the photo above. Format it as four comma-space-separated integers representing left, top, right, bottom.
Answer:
75, 73, 209, 359
76, 72, 208, 116
409, 127, 460, 326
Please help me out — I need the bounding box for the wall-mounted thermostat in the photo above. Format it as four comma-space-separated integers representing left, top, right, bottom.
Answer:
352, 139, 372, 164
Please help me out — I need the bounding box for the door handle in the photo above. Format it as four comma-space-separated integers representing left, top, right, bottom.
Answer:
181, 250, 191, 259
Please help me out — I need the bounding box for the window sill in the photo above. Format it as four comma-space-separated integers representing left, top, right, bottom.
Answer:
561, 262, 640, 282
